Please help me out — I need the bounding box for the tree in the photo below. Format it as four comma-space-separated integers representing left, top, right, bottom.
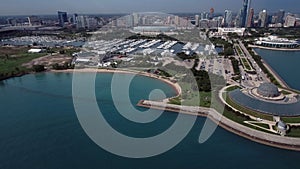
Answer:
224, 47, 234, 56
32, 65, 46, 72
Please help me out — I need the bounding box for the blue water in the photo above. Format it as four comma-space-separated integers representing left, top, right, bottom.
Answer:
1, 73, 300, 169
254, 48, 300, 90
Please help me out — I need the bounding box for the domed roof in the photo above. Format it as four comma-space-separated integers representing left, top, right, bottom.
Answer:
277, 121, 288, 131
257, 82, 280, 98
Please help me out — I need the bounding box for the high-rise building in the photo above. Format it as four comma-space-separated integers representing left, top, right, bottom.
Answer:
246, 8, 254, 27
276, 10, 285, 24
86, 17, 98, 29
73, 13, 78, 24
27, 16, 41, 26
259, 10, 268, 27
241, 0, 251, 27
126, 15, 134, 27
195, 15, 200, 26
284, 15, 296, 27
77, 16, 87, 29
200, 12, 209, 20
175, 16, 180, 26
58, 11, 68, 27
7, 18, 17, 26
236, 9, 244, 27
132, 13, 139, 26
224, 10, 233, 27
209, 8, 214, 20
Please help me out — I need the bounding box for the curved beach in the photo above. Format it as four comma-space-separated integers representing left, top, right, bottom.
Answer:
51, 68, 182, 99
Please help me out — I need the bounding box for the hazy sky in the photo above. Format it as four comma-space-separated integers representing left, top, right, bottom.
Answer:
0, 0, 299, 16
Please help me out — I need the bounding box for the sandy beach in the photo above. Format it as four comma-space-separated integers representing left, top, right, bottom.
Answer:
51, 68, 182, 99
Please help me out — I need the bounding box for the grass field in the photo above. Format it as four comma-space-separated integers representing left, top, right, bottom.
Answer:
241, 58, 252, 70
169, 81, 212, 107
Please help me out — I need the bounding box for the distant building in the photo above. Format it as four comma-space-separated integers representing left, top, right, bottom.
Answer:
259, 10, 268, 28
209, 8, 215, 20
217, 28, 246, 36
241, 0, 251, 27
86, 17, 98, 29
276, 10, 285, 24
295, 19, 300, 27
58, 11, 68, 27
73, 13, 78, 24
174, 16, 180, 26
199, 19, 209, 28
132, 13, 139, 26
7, 18, 17, 26
224, 10, 233, 27
284, 15, 296, 27
246, 8, 254, 28
200, 12, 209, 20
27, 16, 41, 26
195, 15, 200, 27
76, 16, 86, 29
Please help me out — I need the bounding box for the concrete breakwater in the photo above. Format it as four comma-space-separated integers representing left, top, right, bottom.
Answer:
138, 100, 300, 151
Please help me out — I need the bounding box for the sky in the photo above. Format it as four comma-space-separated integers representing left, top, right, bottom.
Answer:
0, 0, 299, 16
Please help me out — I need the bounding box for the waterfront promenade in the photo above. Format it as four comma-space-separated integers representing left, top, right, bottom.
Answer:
138, 99, 300, 151
240, 42, 290, 89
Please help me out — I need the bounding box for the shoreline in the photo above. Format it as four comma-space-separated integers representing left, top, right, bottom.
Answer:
51, 68, 182, 98
250, 47, 292, 89
7, 67, 300, 151
138, 100, 300, 152
249, 45, 300, 51
261, 58, 290, 89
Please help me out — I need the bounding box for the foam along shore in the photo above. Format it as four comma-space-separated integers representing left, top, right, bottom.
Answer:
51, 68, 182, 99
138, 100, 300, 152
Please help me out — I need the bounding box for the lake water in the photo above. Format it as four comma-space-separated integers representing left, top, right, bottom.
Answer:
0, 73, 300, 169
254, 48, 300, 90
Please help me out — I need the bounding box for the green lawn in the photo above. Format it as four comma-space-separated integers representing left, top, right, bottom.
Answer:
226, 85, 241, 92
287, 127, 300, 137
241, 58, 252, 70
251, 122, 270, 129
235, 45, 244, 56
282, 117, 300, 123
244, 123, 275, 134
0, 53, 46, 75
280, 90, 292, 95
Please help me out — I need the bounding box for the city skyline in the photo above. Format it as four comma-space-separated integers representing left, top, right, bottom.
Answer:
0, 0, 300, 16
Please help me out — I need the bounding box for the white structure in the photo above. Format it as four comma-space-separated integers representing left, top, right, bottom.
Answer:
256, 36, 299, 48
217, 28, 246, 36
284, 15, 296, 27
28, 49, 43, 53
259, 10, 268, 27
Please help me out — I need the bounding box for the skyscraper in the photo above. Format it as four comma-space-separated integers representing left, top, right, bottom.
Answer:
209, 8, 214, 20
276, 10, 285, 24
58, 11, 68, 27
132, 13, 139, 26
259, 10, 268, 28
241, 0, 251, 27
284, 15, 296, 27
246, 8, 254, 28
73, 13, 78, 24
224, 10, 233, 27
195, 15, 200, 27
